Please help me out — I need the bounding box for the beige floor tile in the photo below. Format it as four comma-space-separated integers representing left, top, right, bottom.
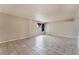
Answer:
0, 35, 77, 55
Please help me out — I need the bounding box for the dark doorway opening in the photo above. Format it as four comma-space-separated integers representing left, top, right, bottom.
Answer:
37, 23, 45, 32
42, 24, 45, 32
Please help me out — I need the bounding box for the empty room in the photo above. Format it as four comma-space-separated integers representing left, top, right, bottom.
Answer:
0, 4, 78, 55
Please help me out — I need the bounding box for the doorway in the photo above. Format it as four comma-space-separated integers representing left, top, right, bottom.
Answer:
37, 23, 45, 33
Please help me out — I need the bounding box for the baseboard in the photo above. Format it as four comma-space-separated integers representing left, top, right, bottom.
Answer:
0, 32, 76, 44
46, 33, 77, 39
0, 32, 43, 44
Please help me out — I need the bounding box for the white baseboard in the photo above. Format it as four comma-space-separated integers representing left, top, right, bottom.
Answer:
0, 32, 43, 44
0, 32, 76, 44
46, 33, 76, 39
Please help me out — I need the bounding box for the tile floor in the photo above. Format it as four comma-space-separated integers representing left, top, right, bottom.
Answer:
0, 35, 77, 55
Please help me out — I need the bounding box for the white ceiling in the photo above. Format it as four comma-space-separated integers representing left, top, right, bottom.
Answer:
0, 4, 78, 23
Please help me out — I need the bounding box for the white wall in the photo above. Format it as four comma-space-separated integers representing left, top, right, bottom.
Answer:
0, 13, 30, 43
46, 21, 76, 38
0, 13, 43, 43
29, 20, 42, 37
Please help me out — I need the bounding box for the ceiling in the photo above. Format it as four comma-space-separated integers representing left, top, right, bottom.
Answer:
0, 4, 78, 23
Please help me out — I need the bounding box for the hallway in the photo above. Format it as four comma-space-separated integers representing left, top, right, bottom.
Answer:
0, 4, 78, 55
0, 35, 77, 55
